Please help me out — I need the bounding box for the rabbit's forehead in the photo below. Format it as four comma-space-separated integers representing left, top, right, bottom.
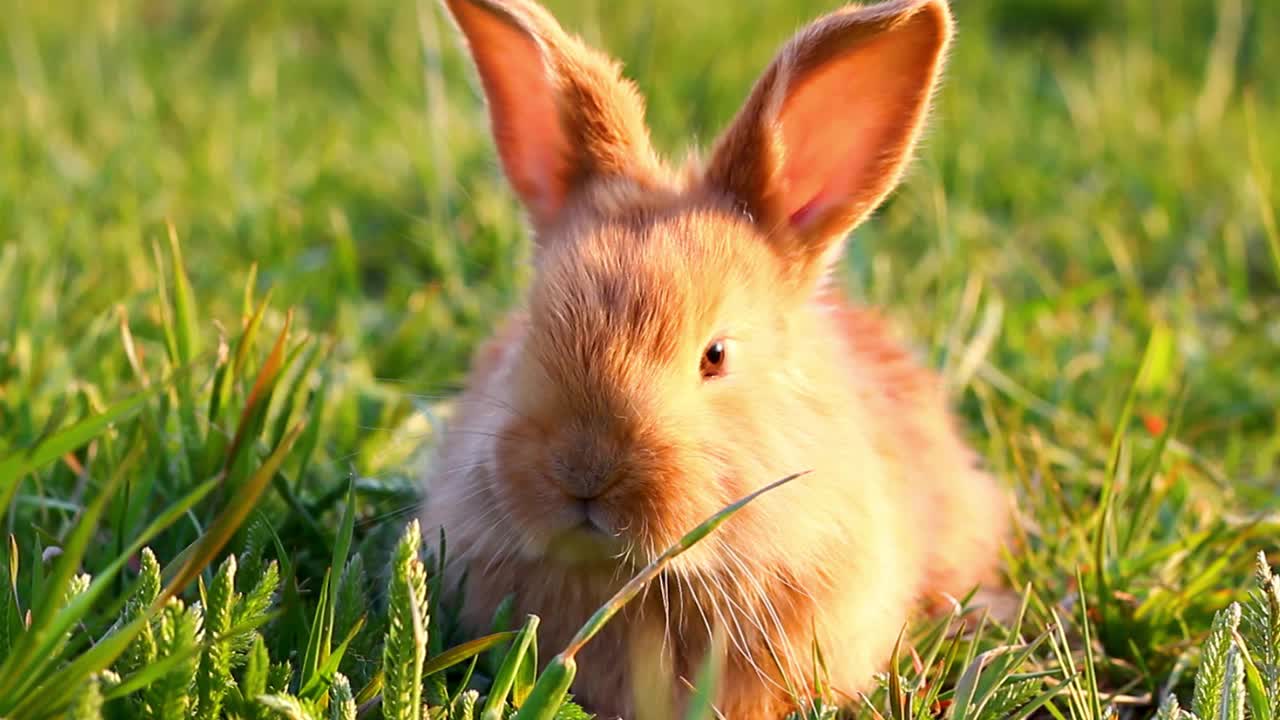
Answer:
570, 209, 770, 282
529, 212, 769, 371
546, 211, 768, 314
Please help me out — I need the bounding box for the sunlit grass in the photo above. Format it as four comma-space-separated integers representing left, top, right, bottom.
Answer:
1, 0, 1278, 717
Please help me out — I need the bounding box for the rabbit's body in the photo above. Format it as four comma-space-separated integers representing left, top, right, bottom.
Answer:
429, 293, 1001, 719
424, 0, 1007, 716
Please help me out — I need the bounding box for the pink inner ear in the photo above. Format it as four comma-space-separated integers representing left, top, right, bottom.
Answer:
487, 58, 570, 223
776, 22, 941, 234
786, 193, 826, 229
450, 2, 571, 225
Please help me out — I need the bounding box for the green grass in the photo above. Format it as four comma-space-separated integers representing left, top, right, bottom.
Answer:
2, 0, 1279, 717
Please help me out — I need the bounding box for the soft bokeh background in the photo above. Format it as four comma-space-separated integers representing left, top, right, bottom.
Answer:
7, 0, 1279, 445
2, 0, 1279, 713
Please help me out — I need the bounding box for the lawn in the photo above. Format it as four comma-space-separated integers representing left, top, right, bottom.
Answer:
1, 0, 1279, 718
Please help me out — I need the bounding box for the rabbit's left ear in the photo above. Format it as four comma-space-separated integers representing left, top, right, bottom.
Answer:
703, 0, 951, 283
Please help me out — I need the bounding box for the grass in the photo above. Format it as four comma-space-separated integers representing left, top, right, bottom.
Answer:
1, 0, 1279, 717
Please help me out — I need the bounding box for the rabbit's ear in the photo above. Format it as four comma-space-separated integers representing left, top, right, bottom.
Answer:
703, 0, 951, 282
443, 0, 660, 233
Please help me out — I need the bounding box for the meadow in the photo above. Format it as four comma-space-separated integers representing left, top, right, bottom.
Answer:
1, 0, 1279, 717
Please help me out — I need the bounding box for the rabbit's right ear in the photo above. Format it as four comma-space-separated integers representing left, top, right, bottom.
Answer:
443, 0, 661, 235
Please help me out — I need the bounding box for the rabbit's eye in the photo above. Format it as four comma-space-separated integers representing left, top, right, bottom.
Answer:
701, 340, 727, 379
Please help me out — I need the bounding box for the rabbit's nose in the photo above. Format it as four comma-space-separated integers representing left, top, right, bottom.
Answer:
553, 435, 622, 500
555, 458, 619, 500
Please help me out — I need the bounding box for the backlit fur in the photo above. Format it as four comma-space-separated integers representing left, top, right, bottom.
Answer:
424, 1, 1008, 717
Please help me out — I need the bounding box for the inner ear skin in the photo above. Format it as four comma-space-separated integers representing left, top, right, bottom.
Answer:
700, 0, 952, 286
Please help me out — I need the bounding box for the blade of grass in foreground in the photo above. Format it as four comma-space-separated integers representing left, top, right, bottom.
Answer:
351, 630, 524, 711
886, 628, 908, 720
423, 631, 519, 677
0, 368, 184, 508
0, 477, 220, 708
1, 613, 151, 718
299, 567, 334, 694
222, 308, 293, 484
34, 439, 141, 627
160, 422, 304, 607
514, 617, 538, 708
512, 470, 809, 720
3, 414, 296, 712
298, 615, 366, 700
1231, 629, 1273, 720
158, 224, 202, 488
567, 470, 809, 659
103, 611, 280, 702
482, 615, 539, 720
0, 440, 141, 697
684, 627, 728, 720
313, 476, 358, 684
950, 629, 1054, 719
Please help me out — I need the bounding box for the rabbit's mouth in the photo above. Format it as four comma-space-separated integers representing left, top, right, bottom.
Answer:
538, 500, 632, 568
542, 524, 627, 568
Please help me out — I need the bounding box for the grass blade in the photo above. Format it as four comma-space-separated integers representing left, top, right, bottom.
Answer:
563, 471, 808, 659
160, 422, 304, 606
104, 610, 279, 701
1232, 629, 1272, 720
223, 308, 292, 482
2, 614, 150, 718
684, 627, 727, 720
300, 567, 333, 691
299, 615, 367, 700
482, 614, 539, 720
510, 654, 576, 720
0, 476, 219, 703
422, 631, 519, 678
510, 471, 807, 719
0, 376, 174, 508
0, 440, 141, 695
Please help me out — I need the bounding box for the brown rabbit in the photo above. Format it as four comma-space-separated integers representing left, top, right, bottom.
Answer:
423, 0, 1008, 717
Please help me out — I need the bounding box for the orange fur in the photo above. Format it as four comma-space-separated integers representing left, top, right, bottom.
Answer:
425, 1, 1008, 717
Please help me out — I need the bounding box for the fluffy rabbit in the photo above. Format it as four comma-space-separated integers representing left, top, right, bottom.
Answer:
423, 0, 1008, 716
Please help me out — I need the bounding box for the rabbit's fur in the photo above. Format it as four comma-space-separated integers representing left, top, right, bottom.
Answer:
423, 0, 1008, 716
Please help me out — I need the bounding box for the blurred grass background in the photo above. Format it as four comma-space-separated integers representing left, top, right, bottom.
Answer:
2, 0, 1279, 715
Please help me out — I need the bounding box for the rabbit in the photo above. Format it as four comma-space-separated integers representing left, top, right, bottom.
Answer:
422, 0, 1009, 717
